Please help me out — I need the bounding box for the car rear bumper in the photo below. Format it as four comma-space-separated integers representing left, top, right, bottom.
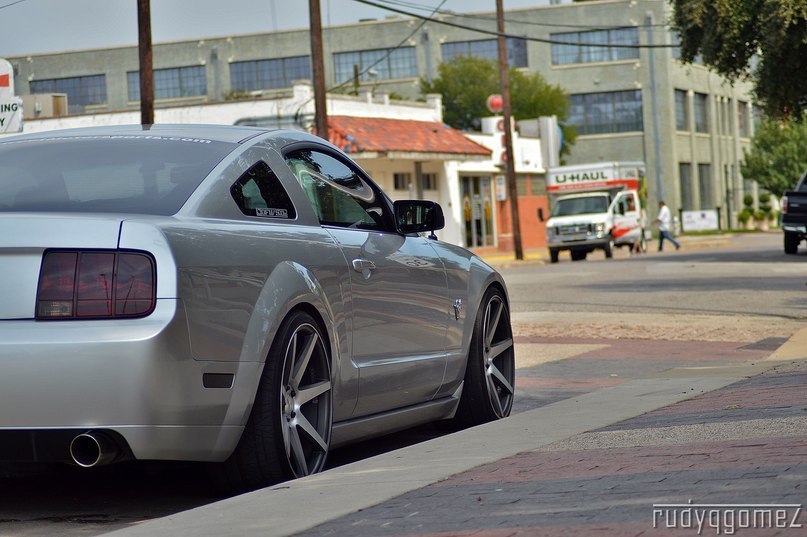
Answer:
0, 300, 261, 462
782, 224, 807, 234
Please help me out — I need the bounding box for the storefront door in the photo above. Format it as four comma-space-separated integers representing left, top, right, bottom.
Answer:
461, 175, 494, 249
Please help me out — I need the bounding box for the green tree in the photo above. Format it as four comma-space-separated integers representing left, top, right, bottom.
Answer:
420, 55, 576, 154
741, 118, 807, 197
672, 0, 807, 118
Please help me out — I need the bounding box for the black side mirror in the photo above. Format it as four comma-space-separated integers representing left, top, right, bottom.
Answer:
394, 200, 445, 239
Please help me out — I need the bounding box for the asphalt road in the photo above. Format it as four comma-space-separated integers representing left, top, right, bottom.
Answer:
1, 232, 803, 537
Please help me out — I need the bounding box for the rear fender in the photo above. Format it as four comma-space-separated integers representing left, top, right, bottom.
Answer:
237, 261, 355, 423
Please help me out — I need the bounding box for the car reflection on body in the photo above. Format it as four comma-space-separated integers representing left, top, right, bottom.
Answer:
0, 125, 515, 491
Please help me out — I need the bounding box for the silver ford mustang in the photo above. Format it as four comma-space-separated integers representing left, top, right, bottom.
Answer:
0, 125, 514, 490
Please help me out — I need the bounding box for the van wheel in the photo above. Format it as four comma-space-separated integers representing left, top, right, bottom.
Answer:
549, 248, 559, 263
217, 311, 332, 492
604, 239, 614, 258
571, 250, 587, 261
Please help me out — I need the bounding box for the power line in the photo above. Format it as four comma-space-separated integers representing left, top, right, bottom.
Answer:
295, 0, 447, 126
353, 0, 677, 49
0, 0, 27, 10
372, 0, 669, 30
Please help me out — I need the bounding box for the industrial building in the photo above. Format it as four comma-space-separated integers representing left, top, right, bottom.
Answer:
5, 0, 756, 234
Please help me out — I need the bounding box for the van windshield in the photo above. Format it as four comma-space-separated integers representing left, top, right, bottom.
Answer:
551, 195, 609, 217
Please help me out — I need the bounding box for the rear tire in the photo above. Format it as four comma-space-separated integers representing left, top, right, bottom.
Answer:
549, 248, 559, 264
454, 287, 515, 427
216, 310, 332, 492
570, 250, 587, 261
784, 232, 800, 255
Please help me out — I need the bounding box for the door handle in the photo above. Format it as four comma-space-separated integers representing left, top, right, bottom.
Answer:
351, 259, 376, 273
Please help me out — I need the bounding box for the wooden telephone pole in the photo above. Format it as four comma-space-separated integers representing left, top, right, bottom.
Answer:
309, 0, 328, 140
496, 0, 523, 260
137, 0, 154, 125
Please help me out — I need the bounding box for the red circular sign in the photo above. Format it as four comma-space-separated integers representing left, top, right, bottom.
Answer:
486, 94, 503, 114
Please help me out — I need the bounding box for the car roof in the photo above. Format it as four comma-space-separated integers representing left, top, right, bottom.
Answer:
1, 124, 273, 145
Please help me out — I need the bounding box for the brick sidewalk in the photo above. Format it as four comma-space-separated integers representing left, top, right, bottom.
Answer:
296, 361, 807, 537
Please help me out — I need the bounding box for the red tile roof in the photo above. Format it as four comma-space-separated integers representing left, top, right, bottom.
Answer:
327, 116, 491, 157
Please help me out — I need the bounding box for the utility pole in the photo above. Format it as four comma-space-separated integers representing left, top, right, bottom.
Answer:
137, 0, 154, 125
496, 0, 523, 260
309, 0, 328, 140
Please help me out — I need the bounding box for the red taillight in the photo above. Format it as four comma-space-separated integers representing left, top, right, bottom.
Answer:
782, 196, 788, 214
37, 250, 156, 320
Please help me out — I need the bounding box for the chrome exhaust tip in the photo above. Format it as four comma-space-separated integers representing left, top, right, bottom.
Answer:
69, 432, 117, 468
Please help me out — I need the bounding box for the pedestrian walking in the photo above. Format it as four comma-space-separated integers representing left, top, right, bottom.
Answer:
654, 200, 680, 252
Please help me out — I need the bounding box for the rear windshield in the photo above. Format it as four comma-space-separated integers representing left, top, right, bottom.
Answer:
0, 136, 236, 215
551, 195, 610, 217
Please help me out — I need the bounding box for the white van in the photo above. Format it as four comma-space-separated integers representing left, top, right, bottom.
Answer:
543, 162, 646, 263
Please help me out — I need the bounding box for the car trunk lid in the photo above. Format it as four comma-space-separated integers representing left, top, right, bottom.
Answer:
0, 214, 122, 319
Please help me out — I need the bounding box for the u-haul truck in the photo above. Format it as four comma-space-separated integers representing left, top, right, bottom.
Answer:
543, 162, 646, 263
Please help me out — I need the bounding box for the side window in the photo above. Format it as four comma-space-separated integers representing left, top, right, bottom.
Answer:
284, 149, 390, 231
614, 194, 633, 215
231, 161, 296, 219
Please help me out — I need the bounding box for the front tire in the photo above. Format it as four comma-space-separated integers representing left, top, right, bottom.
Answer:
549, 248, 559, 264
784, 232, 800, 255
218, 310, 332, 492
454, 287, 515, 427
604, 238, 614, 259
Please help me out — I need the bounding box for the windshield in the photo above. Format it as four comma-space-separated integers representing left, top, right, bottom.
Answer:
551, 195, 610, 217
0, 136, 236, 215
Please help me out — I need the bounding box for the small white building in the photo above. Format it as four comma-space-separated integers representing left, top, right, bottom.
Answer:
449, 117, 550, 253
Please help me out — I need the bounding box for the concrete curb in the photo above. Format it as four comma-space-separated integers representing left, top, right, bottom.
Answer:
101, 364, 779, 537
766, 324, 807, 361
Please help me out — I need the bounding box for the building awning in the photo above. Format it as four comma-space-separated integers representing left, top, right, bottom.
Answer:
328, 116, 491, 161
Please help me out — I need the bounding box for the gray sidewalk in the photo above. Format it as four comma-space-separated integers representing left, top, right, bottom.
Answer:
296, 359, 807, 536
101, 330, 807, 537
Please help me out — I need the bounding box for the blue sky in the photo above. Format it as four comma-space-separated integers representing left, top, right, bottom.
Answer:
0, 0, 552, 57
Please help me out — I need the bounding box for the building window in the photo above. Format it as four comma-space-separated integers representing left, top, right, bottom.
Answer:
694, 93, 708, 133
230, 56, 311, 92
551, 28, 639, 65
333, 47, 417, 84
422, 173, 437, 190
128, 66, 207, 101
753, 105, 764, 129
441, 38, 528, 67
698, 163, 712, 209
737, 101, 750, 137
393, 172, 411, 191
679, 162, 694, 211
568, 90, 643, 135
29, 74, 107, 112
675, 90, 689, 131
530, 175, 547, 196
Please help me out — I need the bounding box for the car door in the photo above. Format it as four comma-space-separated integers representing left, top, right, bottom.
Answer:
612, 191, 642, 244
283, 147, 450, 417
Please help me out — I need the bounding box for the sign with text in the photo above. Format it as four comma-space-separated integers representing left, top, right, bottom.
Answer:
682, 210, 719, 232
546, 162, 642, 193
0, 58, 23, 134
